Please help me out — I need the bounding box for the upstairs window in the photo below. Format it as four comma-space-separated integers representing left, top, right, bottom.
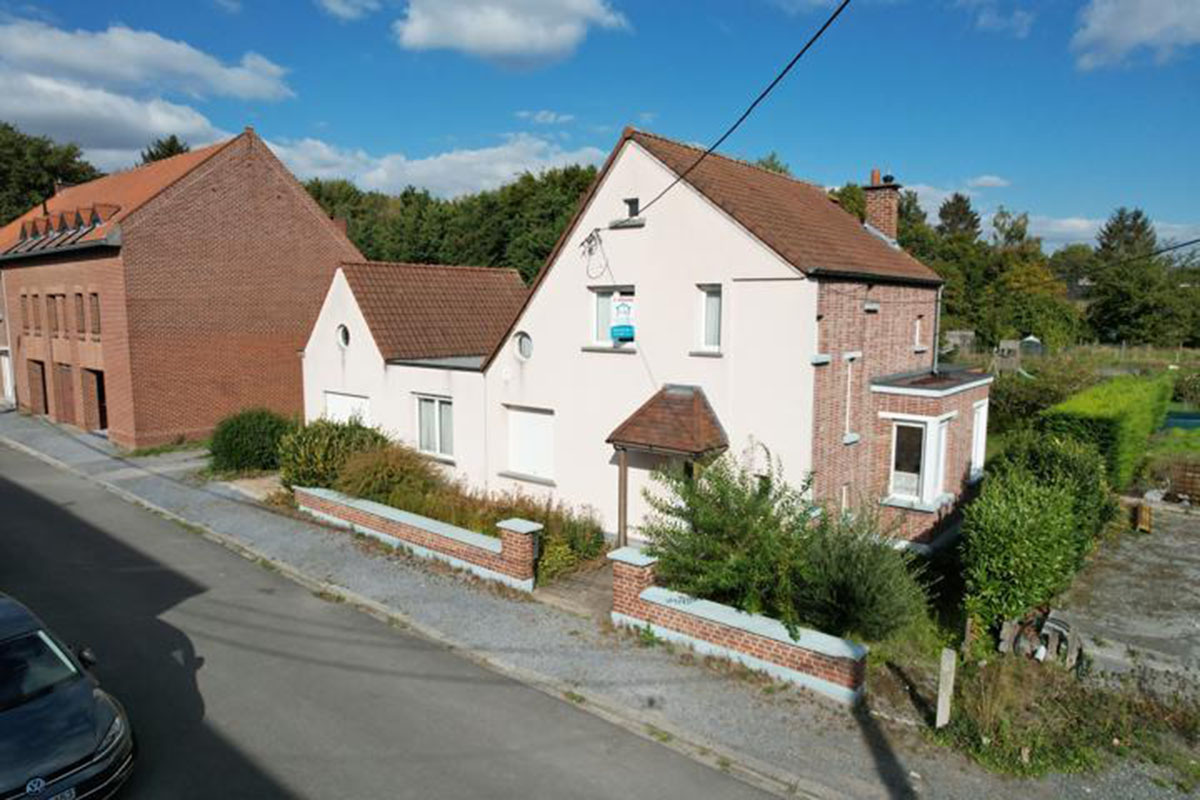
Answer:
417, 395, 453, 458
591, 287, 635, 346
75, 294, 85, 338
89, 293, 101, 338
699, 284, 722, 351
47, 295, 58, 337
20, 295, 28, 333
32, 294, 41, 335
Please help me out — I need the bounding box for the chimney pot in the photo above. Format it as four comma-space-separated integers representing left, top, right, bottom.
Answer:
870, 167, 881, 187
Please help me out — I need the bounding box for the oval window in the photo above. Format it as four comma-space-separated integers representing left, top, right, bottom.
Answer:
515, 332, 533, 360
337, 324, 350, 348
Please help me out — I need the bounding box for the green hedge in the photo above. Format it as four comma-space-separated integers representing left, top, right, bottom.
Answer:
278, 419, 388, 489
962, 469, 1078, 626
334, 444, 605, 583
987, 431, 1117, 569
210, 408, 295, 472
1037, 373, 1173, 488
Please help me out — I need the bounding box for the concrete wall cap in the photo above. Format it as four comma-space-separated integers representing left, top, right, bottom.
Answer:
496, 518, 544, 535
607, 546, 658, 567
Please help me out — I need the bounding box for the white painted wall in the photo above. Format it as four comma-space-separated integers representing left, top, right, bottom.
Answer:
483, 140, 819, 537
303, 141, 822, 537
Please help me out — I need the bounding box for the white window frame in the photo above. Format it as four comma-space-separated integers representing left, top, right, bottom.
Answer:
970, 399, 989, 480
697, 283, 722, 352
590, 285, 634, 347
882, 410, 957, 507
415, 394, 453, 459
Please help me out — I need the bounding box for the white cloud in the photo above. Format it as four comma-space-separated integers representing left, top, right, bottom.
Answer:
268, 133, 605, 197
956, 1, 1034, 39
0, 19, 292, 100
1072, 0, 1200, 69
908, 183, 967, 217
392, 0, 628, 64
0, 68, 229, 170
516, 109, 575, 124
215, 0, 242, 12
315, 0, 381, 21
966, 174, 1011, 188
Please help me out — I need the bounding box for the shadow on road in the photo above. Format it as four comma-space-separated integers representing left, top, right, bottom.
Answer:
0, 473, 296, 799
853, 698, 918, 799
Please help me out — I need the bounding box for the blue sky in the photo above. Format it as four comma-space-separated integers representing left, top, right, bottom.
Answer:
1, 0, 1197, 248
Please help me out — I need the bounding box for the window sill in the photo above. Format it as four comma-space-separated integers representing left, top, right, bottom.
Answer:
913, 345, 929, 354
811, 353, 832, 365
968, 469, 984, 485
581, 345, 636, 355
688, 349, 722, 359
498, 470, 557, 488
880, 493, 954, 514
420, 452, 456, 466
842, 432, 861, 445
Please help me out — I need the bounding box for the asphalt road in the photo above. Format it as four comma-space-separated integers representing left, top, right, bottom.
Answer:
0, 445, 770, 799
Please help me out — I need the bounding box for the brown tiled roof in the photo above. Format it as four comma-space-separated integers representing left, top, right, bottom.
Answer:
628, 130, 940, 284
607, 385, 729, 456
0, 138, 234, 258
342, 261, 528, 362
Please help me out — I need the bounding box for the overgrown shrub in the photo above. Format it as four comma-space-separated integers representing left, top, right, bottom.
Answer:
987, 431, 1117, 567
209, 408, 294, 472
961, 469, 1077, 626
1175, 370, 1200, 406
794, 510, 928, 641
643, 451, 811, 633
333, 443, 605, 582
278, 419, 388, 488
988, 353, 1099, 434
1038, 373, 1174, 488
643, 449, 925, 641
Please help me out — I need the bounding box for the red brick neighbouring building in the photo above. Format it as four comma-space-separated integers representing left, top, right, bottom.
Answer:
0, 129, 361, 449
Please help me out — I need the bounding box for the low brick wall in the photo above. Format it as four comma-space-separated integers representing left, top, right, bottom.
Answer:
609, 548, 867, 704
295, 487, 541, 592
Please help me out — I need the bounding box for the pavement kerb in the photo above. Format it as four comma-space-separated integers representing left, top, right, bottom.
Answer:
0, 433, 839, 800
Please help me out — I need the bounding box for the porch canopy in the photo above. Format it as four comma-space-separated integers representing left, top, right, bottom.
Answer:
606, 385, 728, 545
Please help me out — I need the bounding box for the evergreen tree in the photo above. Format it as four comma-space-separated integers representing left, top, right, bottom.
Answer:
139, 135, 190, 164
1095, 206, 1156, 261
0, 122, 102, 226
937, 192, 981, 240
754, 152, 791, 176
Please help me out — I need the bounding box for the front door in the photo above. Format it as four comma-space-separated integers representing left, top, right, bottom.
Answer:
27, 359, 47, 415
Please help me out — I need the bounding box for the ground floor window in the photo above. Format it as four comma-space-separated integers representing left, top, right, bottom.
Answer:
506, 406, 554, 481
417, 395, 453, 458
971, 399, 989, 479
886, 412, 954, 507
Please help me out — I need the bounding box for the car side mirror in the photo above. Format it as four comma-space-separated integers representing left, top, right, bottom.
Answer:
77, 647, 98, 669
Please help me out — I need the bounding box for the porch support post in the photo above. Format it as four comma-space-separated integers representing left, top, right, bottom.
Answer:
617, 446, 628, 548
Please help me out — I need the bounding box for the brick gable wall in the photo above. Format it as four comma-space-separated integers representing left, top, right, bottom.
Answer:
115, 133, 361, 447
811, 280, 938, 509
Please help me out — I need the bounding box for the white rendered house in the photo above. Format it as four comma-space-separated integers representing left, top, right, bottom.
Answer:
303, 128, 991, 546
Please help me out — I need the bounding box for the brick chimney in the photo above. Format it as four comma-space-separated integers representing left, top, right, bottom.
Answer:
863, 167, 901, 240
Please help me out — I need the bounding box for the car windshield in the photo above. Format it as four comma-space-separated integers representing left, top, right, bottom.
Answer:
0, 631, 80, 712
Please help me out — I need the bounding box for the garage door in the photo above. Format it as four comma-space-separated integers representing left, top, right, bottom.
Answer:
324, 391, 370, 424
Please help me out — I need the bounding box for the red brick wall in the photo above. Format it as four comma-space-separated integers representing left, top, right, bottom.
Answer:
2, 250, 134, 442
116, 133, 361, 447
294, 488, 537, 585
811, 279, 938, 508
611, 558, 865, 693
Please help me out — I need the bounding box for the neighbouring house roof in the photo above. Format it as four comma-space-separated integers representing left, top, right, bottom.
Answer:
627, 130, 941, 285
0, 138, 236, 261
870, 366, 993, 397
607, 385, 729, 457
341, 261, 528, 364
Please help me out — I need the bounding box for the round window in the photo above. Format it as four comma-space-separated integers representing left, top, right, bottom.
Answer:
515, 332, 533, 360
336, 324, 350, 348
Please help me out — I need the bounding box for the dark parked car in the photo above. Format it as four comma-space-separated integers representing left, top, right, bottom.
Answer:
0, 594, 134, 800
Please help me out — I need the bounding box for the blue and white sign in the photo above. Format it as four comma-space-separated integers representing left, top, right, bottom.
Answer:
610, 294, 635, 342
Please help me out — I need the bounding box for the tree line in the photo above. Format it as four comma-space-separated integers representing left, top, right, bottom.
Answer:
3, 121, 1196, 348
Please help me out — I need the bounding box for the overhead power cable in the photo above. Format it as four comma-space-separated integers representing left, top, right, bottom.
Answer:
1102, 236, 1200, 269
637, 0, 853, 217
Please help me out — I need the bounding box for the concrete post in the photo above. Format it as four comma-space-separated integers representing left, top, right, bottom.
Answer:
936, 647, 956, 729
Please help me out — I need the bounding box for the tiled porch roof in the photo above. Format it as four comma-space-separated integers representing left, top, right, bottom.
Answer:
607, 385, 728, 457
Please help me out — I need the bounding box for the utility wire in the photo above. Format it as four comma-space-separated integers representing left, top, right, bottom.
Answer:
637, 0, 853, 217
1102, 236, 1200, 269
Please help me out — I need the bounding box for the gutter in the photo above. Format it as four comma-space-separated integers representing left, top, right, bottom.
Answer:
807, 267, 943, 288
